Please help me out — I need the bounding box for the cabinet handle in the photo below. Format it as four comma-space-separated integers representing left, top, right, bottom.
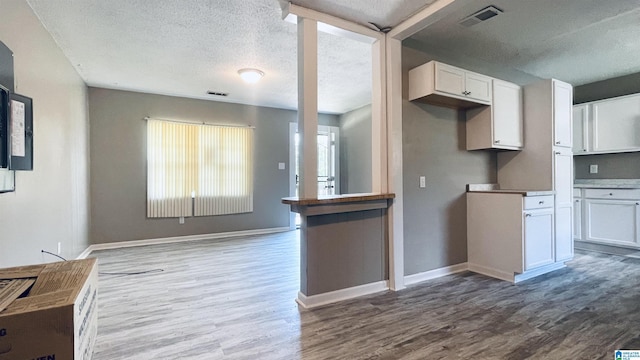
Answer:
539, 201, 544, 204
555, 151, 561, 155
609, 193, 613, 196
556, 141, 561, 145
583, 149, 587, 152
636, 203, 639, 205
525, 213, 532, 217
495, 140, 500, 144
575, 200, 580, 203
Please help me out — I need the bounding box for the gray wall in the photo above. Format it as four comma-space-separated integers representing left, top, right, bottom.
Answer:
402, 46, 497, 275
573, 72, 640, 179
89, 87, 338, 244
339, 104, 372, 193
0, 1, 90, 267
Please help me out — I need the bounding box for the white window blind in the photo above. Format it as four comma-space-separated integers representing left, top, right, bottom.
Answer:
147, 119, 253, 218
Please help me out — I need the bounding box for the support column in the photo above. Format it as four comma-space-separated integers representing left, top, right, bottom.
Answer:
297, 17, 318, 199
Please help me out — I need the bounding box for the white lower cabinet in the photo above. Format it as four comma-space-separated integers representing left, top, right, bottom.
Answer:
467, 192, 566, 283
524, 208, 555, 270
584, 198, 639, 247
573, 197, 582, 240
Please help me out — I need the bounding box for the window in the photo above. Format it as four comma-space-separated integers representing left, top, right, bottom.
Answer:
147, 119, 253, 218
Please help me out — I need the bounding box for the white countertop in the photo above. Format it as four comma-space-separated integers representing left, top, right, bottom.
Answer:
574, 179, 640, 189
466, 184, 554, 196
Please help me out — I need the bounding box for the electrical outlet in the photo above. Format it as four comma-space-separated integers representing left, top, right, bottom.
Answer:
57, 242, 61, 255
179, 216, 185, 224
589, 164, 598, 174
419, 176, 426, 188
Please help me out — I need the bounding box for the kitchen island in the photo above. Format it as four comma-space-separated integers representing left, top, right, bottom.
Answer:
282, 193, 395, 308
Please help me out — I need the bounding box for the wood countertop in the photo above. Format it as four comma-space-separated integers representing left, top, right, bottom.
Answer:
282, 193, 395, 206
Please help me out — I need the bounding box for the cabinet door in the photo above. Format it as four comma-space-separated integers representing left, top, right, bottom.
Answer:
572, 105, 588, 153
492, 80, 523, 148
585, 199, 639, 247
592, 95, 640, 152
434, 62, 465, 97
555, 205, 573, 261
465, 72, 492, 103
554, 148, 573, 207
573, 198, 582, 240
524, 209, 555, 270
553, 80, 573, 148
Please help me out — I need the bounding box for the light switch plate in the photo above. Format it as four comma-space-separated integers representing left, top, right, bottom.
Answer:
589, 164, 598, 174
278, 162, 286, 170
419, 176, 426, 188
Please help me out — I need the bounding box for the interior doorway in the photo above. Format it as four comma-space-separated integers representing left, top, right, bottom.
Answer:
289, 123, 340, 228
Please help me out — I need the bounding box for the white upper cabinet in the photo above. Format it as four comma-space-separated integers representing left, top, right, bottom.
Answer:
573, 93, 640, 155
466, 79, 523, 150
592, 94, 640, 152
464, 71, 493, 103
572, 104, 588, 153
492, 80, 523, 148
553, 80, 573, 148
409, 61, 492, 107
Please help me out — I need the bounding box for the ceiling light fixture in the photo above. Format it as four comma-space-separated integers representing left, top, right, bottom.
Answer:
238, 68, 264, 84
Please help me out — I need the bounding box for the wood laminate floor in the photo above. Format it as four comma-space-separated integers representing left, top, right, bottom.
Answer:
91, 231, 640, 360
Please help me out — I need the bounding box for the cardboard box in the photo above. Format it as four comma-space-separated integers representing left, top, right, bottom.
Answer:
0, 258, 98, 360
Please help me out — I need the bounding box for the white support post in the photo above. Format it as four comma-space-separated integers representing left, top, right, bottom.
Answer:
386, 37, 405, 290
297, 17, 318, 199
371, 37, 388, 193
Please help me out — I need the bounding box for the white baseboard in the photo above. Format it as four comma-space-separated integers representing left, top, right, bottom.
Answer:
404, 262, 468, 286
296, 280, 389, 309
76, 227, 291, 258
468, 262, 567, 283
513, 262, 566, 283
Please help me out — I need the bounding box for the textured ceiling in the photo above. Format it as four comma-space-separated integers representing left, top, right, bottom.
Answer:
26, 0, 393, 114
26, 0, 640, 114
407, 0, 640, 86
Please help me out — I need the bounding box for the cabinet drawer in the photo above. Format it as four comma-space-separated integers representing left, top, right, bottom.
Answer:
583, 189, 640, 200
524, 195, 554, 210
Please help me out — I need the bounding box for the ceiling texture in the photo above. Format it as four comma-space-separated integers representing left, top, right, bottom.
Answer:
26, 0, 640, 114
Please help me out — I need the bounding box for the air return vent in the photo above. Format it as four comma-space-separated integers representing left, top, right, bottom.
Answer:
459, 6, 503, 27
207, 91, 228, 96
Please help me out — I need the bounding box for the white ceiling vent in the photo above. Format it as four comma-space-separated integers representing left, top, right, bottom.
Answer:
459, 6, 503, 27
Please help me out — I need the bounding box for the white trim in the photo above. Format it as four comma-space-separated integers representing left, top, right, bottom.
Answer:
296, 280, 389, 309
404, 262, 468, 286
389, 0, 470, 40
75, 247, 93, 260
468, 262, 567, 283
513, 262, 566, 283
77, 227, 291, 256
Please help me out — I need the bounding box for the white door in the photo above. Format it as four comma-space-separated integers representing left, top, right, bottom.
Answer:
585, 199, 639, 247
553, 80, 573, 148
434, 62, 465, 97
317, 125, 340, 196
572, 104, 588, 153
524, 209, 555, 271
465, 72, 492, 103
492, 80, 522, 148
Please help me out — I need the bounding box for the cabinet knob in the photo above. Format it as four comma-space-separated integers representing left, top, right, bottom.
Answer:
539, 201, 544, 204
576, 200, 580, 203
583, 149, 587, 152
556, 141, 561, 145
555, 151, 561, 155
495, 140, 500, 144
609, 193, 613, 196
525, 213, 532, 217
636, 203, 639, 205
